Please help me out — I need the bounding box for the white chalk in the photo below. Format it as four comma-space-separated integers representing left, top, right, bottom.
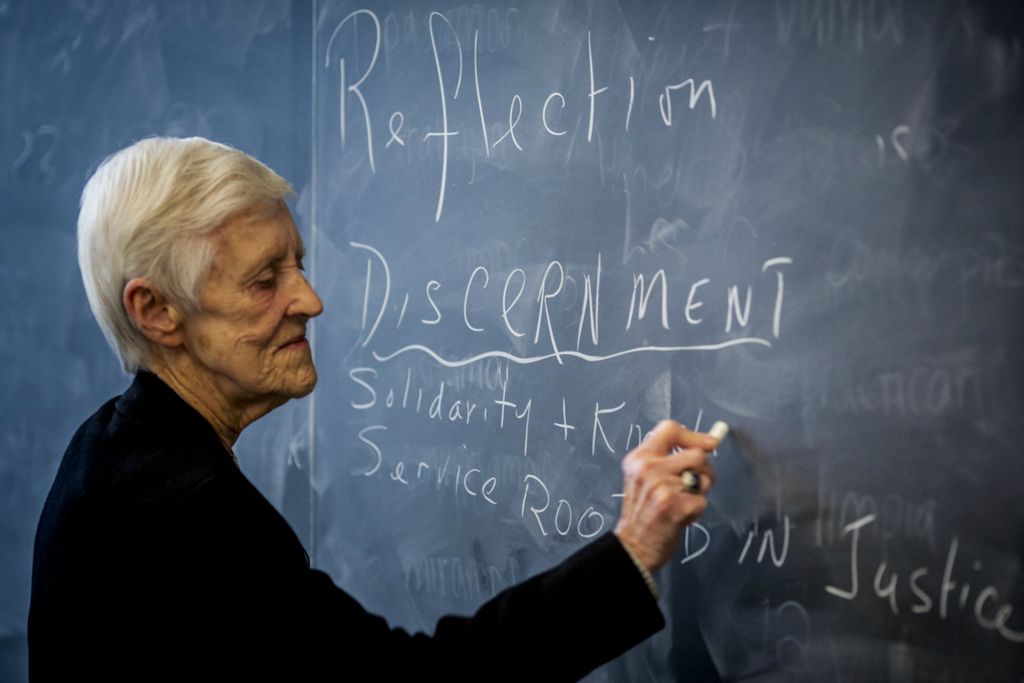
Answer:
708, 421, 730, 441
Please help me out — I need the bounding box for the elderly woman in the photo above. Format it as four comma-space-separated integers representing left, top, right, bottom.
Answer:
28, 137, 717, 680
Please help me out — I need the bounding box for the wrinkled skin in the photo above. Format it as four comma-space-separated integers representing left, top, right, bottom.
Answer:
124, 202, 323, 448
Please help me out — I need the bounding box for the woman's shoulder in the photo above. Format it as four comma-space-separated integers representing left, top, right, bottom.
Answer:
41, 375, 234, 529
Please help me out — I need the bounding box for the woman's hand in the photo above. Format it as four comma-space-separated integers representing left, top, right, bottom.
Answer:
614, 420, 718, 572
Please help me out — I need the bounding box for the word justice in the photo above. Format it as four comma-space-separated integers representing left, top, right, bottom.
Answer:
827, 514, 1024, 645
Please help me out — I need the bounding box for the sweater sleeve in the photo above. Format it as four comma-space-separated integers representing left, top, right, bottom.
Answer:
163, 469, 665, 682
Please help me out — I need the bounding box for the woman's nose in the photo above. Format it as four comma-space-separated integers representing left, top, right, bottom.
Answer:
288, 271, 324, 319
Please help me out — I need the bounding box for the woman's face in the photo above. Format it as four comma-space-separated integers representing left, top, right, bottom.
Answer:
182, 204, 323, 411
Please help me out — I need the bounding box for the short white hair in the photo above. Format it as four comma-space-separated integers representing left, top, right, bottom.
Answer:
77, 136, 293, 373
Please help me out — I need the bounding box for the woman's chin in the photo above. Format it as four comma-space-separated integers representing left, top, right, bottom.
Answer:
287, 366, 318, 398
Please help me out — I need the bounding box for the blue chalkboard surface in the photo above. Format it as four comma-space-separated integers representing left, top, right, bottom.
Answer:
4, 1, 1023, 680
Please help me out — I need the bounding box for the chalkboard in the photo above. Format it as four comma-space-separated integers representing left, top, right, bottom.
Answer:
3, 0, 1023, 681
311, 1, 1023, 681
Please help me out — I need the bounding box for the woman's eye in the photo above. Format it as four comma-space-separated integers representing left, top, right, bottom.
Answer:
254, 277, 275, 290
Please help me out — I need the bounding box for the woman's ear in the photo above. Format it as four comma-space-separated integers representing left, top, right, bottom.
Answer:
123, 278, 186, 348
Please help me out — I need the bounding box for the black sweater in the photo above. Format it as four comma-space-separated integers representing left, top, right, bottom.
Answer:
29, 371, 663, 681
